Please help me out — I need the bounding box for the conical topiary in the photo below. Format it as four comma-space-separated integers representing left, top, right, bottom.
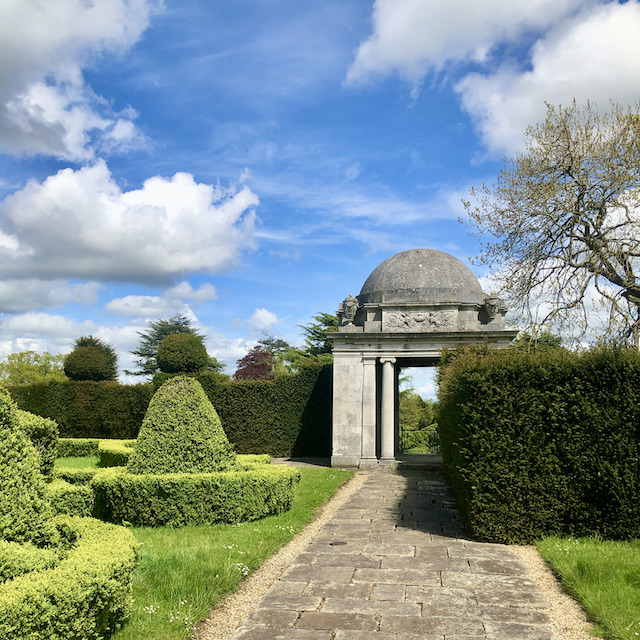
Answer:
127, 376, 237, 474
0, 388, 57, 546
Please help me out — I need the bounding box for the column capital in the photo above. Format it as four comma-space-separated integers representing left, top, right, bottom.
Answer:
379, 357, 397, 365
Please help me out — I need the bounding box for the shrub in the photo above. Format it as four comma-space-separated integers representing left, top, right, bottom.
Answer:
53, 467, 100, 486
92, 466, 301, 527
15, 409, 58, 477
57, 438, 100, 458
98, 440, 135, 467
46, 480, 94, 517
0, 540, 59, 583
63, 347, 116, 382
438, 345, 640, 543
10, 382, 153, 439
128, 376, 237, 474
156, 333, 209, 374
0, 515, 138, 640
0, 387, 57, 546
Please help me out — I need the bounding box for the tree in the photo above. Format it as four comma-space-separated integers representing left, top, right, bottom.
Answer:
233, 346, 274, 380
127, 314, 223, 377
0, 351, 67, 385
156, 333, 209, 374
299, 313, 338, 356
63, 336, 118, 382
511, 330, 564, 353
463, 101, 640, 345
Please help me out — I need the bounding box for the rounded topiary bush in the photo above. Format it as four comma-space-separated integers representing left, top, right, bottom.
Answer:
156, 333, 209, 374
127, 376, 237, 474
0, 388, 57, 547
63, 346, 116, 382
16, 410, 59, 478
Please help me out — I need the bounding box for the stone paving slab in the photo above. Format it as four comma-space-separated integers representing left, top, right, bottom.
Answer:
228, 470, 560, 640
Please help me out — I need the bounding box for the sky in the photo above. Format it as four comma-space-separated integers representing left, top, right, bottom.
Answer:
1, 0, 640, 396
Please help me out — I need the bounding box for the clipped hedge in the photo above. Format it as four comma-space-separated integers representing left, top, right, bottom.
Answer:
10, 365, 331, 457
46, 480, 94, 517
53, 467, 101, 486
98, 440, 135, 468
9, 381, 153, 439
438, 345, 640, 543
0, 515, 138, 640
15, 410, 58, 477
57, 438, 100, 458
91, 466, 301, 527
0, 541, 59, 583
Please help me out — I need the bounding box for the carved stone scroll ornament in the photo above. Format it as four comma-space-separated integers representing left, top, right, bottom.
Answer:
483, 295, 508, 320
385, 310, 455, 332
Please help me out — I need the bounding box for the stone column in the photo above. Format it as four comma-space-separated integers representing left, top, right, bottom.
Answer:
360, 357, 378, 469
379, 357, 396, 465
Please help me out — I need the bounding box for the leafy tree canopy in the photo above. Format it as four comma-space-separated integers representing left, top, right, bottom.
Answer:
0, 351, 67, 385
63, 335, 118, 382
464, 100, 640, 345
127, 314, 223, 377
511, 330, 564, 353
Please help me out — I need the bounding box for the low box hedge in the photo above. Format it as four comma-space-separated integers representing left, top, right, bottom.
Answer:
0, 515, 138, 640
0, 540, 59, 583
91, 466, 301, 527
53, 468, 100, 486
46, 480, 94, 517
57, 438, 100, 458
98, 440, 135, 468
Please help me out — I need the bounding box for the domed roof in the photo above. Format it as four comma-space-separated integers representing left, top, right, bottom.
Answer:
358, 248, 485, 305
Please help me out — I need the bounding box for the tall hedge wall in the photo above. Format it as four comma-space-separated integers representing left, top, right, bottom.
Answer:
8, 381, 153, 439
438, 345, 640, 543
9, 364, 332, 457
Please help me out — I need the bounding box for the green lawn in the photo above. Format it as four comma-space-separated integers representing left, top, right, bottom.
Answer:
110, 466, 353, 640
537, 537, 640, 640
54, 456, 99, 468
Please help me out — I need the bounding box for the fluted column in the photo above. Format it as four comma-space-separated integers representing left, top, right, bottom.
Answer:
380, 357, 396, 463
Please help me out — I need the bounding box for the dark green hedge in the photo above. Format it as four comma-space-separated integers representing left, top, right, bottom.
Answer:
91, 466, 301, 527
9, 381, 153, 439
10, 364, 331, 457
438, 345, 640, 543
57, 438, 100, 458
0, 515, 137, 640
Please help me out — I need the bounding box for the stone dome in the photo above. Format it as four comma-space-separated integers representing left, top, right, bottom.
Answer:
358, 248, 485, 305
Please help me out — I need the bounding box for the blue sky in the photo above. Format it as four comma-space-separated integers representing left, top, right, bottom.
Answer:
1, 0, 639, 392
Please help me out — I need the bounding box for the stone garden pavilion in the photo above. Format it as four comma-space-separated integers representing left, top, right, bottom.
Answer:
329, 248, 517, 469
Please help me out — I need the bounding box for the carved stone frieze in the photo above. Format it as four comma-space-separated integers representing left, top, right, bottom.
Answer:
383, 309, 456, 332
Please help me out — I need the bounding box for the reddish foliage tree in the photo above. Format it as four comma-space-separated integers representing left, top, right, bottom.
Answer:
233, 347, 274, 380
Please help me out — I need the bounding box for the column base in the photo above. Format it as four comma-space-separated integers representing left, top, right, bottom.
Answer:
378, 457, 398, 469
358, 457, 379, 469
331, 455, 361, 468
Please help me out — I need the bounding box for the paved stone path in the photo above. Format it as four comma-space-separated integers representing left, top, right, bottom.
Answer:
230, 469, 559, 640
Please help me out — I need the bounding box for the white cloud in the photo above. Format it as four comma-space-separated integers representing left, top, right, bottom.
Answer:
0, 0, 154, 159
0, 161, 259, 284
247, 308, 279, 333
105, 282, 218, 318
346, 0, 591, 85
456, 1, 640, 154
0, 280, 100, 314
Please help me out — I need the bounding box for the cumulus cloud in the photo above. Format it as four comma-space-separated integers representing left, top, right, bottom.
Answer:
0, 0, 153, 159
346, 0, 590, 85
456, 1, 640, 154
0, 160, 259, 285
105, 282, 218, 318
0, 280, 100, 314
247, 308, 279, 333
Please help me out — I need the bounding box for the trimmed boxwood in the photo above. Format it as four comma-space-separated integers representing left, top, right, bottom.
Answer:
15, 409, 58, 478
46, 480, 94, 517
128, 376, 236, 475
98, 440, 135, 468
91, 466, 301, 527
57, 438, 100, 458
438, 345, 640, 543
0, 515, 138, 640
53, 467, 101, 486
0, 540, 59, 583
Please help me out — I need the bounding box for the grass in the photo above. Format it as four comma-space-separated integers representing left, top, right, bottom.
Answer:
54, 456, 99, 468
110, 466, 354, 640
537, 537, 640, 640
